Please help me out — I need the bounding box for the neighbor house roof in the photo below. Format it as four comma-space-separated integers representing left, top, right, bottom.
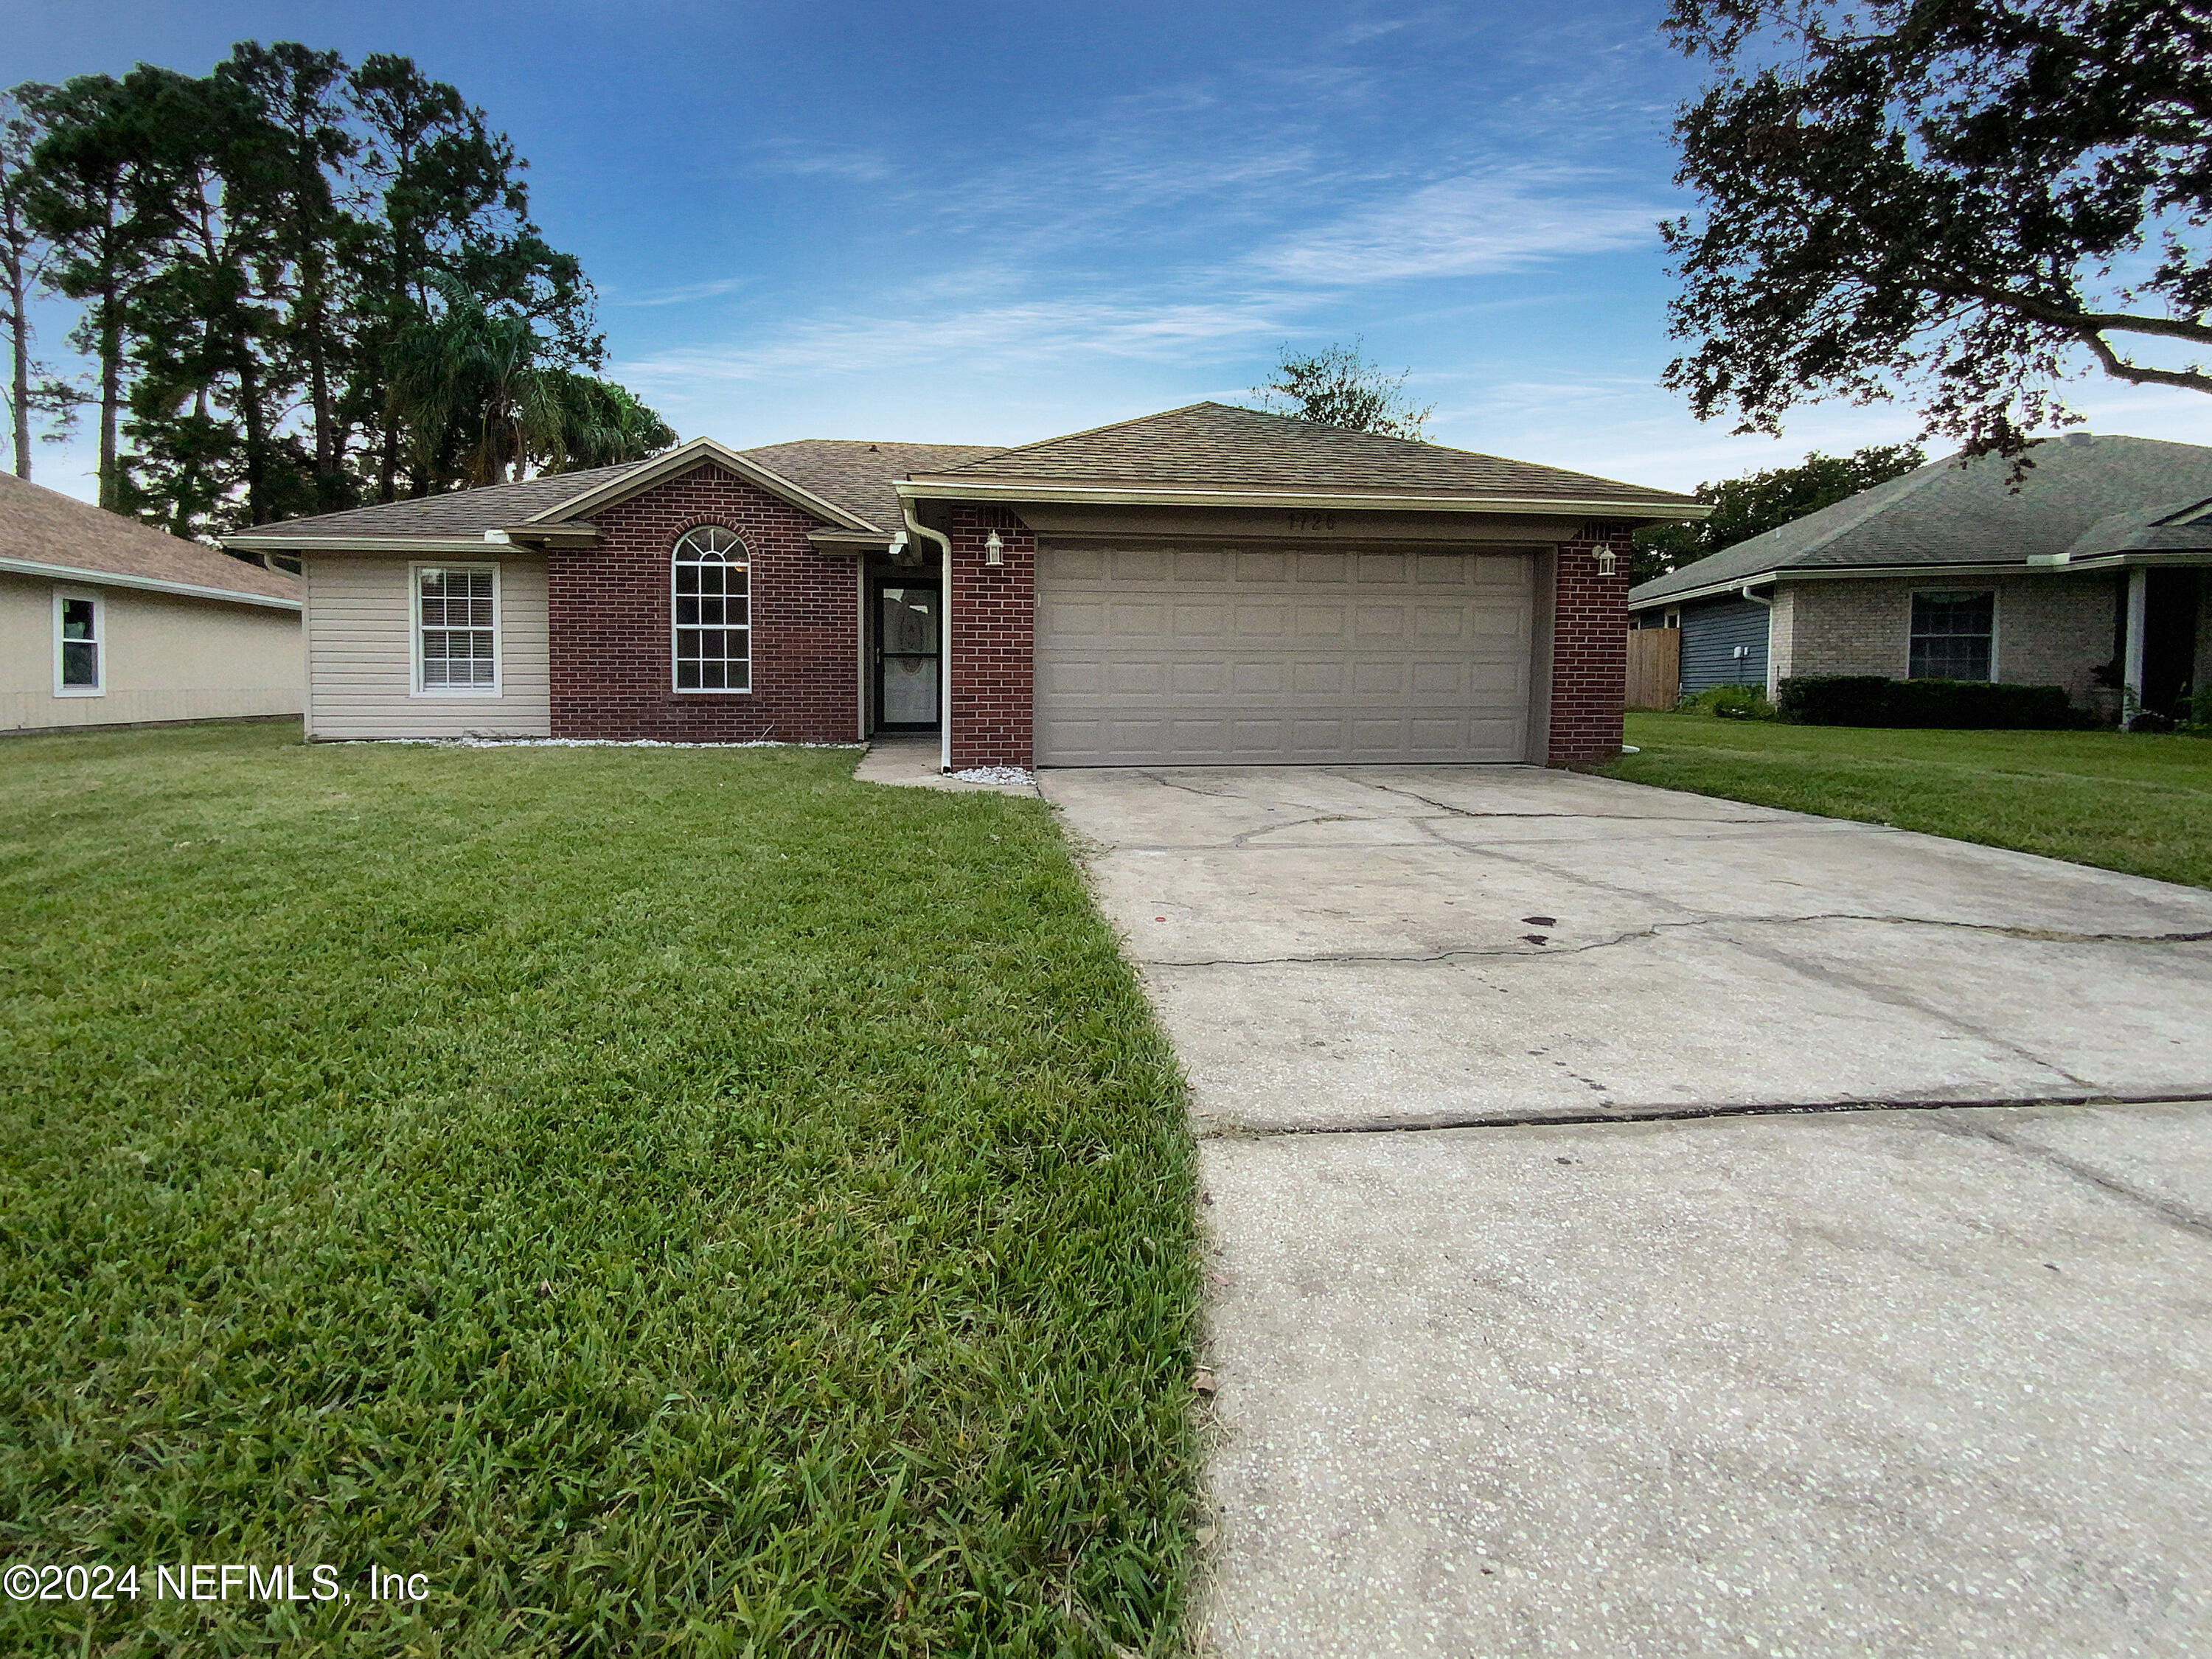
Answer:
1630, 434, 2212, 608
0, 470, 299, 609
905, 402, 1703, 516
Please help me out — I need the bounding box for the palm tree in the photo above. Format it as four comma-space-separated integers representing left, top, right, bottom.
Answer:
384, 272, 673, 490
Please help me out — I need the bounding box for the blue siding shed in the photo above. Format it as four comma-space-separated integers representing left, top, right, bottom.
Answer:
1678, 598, 1770, 695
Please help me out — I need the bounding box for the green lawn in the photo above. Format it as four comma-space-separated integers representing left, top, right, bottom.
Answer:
0, 723, 1198, 1657
1604, 713, 2212, 890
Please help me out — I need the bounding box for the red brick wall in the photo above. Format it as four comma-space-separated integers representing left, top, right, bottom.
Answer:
1548, 522, 1632, 763
547, 464, 858, 742
946, 504, 1035, 769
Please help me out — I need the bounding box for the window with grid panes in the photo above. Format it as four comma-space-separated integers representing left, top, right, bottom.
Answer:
417, 566, 497, 689
1908, 590, 1994, 681
672, 526, 750, 691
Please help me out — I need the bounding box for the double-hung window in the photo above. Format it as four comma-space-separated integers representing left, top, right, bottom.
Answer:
672, 526, 750, 692
414, 564, 499, 693
1908, 590, 1995, 681
55, 590, 102, 695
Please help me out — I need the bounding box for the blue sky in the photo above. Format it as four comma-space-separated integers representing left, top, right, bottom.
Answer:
8, 0, 2208, 503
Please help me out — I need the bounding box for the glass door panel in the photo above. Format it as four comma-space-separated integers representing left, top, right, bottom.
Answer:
877, 585, 940, 727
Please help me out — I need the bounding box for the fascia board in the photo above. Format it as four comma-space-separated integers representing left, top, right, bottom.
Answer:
223, 534, 501, 554
2039, 549, 2212, 574
897, 476, 1711, 521
1630, 559, 2036, 611
1, 554, 302, 611
525, 439, 878, 532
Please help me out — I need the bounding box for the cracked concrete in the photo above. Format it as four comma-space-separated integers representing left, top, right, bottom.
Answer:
1041, 765, 2212, 1130
1036, 764, 2212, 1656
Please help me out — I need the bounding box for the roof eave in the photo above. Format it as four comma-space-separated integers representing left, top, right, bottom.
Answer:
1630, 557, 2043, 609
223, 533, 520, 554
897, 476, 1709, 521
1, 554, 301, 611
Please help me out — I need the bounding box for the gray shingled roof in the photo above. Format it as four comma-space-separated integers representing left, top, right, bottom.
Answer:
738, 441, 1003, 531
232, 442, 1009, 545
922, 401, 1695, 507
1630, 434, 2212, 607
232, 462, 647, 543
1, 470, 298, 603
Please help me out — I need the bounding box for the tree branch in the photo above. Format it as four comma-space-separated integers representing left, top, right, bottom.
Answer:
2077, 331, 2212, 394
1952, 282, 2212, 347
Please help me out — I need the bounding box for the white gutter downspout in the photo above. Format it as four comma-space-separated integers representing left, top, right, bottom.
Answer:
2123, 567, 2149, 729
902, 506, 953, 773
1738, 582, 1778, 701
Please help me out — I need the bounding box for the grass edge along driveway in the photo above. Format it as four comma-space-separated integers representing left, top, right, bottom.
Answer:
0, 723, 1200, 1658
1603, 712, 2212, 891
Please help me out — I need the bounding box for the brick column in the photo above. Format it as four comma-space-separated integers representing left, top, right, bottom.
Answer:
1547, 521, 1632, 763
947, 504, 1035, 769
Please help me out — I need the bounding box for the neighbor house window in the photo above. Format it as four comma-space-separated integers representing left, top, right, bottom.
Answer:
672, 526, 750, 692
414, 564, 499, 692
1909, 590, 1995, 681
54, 591, 102, 695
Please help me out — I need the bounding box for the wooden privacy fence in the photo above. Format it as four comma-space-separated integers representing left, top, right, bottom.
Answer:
1627, 628, 1680, 710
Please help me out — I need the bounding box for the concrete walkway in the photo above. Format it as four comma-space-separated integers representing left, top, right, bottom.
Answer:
1039, 765, 2212, 1657
850, 734, 1039, 797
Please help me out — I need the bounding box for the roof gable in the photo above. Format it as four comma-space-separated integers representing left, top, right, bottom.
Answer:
917, 401, 1697, 509
0, 470, 298, 605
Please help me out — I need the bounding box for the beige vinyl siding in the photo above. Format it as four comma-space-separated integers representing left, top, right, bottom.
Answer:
303, 554, 551, 740
1, 571, 302, 732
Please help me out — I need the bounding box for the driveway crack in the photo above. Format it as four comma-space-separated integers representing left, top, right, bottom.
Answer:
1143, 912, 2212, 969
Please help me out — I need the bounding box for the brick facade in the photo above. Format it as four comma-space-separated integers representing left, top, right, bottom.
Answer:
546, 464, 858, 742
1548, 524, 1632, 762
945, 504, 1036, 770
1773, 572, 2117, 703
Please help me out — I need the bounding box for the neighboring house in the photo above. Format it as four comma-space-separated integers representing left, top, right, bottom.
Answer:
1629, 433, 2212, 716
225, 403, 1702, 767
2, 470, 302, 734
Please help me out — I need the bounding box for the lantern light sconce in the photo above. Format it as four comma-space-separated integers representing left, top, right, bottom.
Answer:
984, 529, 1005, 566
1594, 546, 1618, 577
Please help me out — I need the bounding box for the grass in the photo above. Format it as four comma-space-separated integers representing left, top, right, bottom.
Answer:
0, 722, 1199, 1658
1604, 712, 2212, 890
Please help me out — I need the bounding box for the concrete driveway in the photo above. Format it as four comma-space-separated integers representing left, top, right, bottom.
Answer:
1040, 765, 2212, 1657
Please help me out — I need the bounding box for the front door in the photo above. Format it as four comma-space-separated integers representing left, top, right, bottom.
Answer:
875, 582, 941, 730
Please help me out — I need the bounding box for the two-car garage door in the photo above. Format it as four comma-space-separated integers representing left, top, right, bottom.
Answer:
1034, 542, 1537, 765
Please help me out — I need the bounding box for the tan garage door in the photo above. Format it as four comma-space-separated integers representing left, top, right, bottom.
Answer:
1034, 542, 1537, 765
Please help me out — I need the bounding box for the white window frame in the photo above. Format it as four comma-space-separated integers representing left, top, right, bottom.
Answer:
53, 587, 105, 698
1906, 588, 1999, 682
410, 561, 503, 698
671, 525, 752, 695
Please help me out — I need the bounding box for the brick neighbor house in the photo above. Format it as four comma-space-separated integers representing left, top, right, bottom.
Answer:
1627, 432, 2212, 720
226, 402, 1704, 768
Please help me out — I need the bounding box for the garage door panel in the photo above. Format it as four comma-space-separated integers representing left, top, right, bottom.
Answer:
1034, 542, 1537, 765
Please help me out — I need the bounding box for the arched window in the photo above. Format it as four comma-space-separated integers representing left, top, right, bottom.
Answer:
672, 526, 750, 692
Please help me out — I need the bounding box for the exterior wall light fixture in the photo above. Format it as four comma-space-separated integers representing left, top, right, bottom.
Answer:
984, 529, 1005, 566
1593, 546, 1618, 577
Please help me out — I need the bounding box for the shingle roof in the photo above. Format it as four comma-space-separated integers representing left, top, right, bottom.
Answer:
737, 441, 1004, 531
227, 462, 647, 543
1630, 434, 2212, 607
921, 401, 1696, 507
229, 441, 1008, 546
0, 470, 299, 604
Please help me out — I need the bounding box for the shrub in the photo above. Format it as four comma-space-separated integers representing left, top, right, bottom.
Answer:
1678, 683, 1775, 719
1775, 675, 2090, 728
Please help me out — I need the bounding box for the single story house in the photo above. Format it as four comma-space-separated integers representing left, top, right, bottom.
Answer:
225, 402, 1703, 768
1628, 433, 2212, 717
2, 470, 302, 734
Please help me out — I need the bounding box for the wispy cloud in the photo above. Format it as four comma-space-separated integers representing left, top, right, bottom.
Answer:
616, 292, 1294, 389
1252, 169, 1666, 286
613, 276, 751, 308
